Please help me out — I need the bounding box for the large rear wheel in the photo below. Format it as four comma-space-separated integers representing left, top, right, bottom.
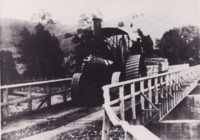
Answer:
118, 37, 129, 65
125, 55, 141, 80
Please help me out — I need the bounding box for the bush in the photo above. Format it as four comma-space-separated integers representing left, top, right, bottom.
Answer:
0, 51, 20, 85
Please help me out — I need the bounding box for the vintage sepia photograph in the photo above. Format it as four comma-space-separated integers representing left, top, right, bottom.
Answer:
1, 0, 200, 139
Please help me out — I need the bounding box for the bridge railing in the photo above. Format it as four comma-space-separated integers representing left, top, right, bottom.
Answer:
102, 65, 200, 140
168, 64, 189, 71
0, 78, 72, 121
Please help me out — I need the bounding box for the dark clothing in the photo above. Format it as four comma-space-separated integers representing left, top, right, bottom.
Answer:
140, 35, 153, 58
130, 40, 142, 55
139, 54, 147, 77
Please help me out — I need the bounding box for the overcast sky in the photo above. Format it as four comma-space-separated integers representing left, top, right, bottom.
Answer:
0, 0, 200, 26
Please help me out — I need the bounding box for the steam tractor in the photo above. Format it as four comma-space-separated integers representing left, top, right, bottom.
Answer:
72, 18, 140, 105
71, 18, 144, 106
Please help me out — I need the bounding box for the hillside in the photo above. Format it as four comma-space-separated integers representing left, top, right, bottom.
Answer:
1, 11, 199, 58
102, 10, 199, 43
0, 18, 77, 57
1, 10, 199, 54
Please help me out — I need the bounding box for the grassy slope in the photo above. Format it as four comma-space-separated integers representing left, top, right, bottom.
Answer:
0, 18, 77, 57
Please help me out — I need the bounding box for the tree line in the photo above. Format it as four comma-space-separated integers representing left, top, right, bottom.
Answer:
0, 24, 199, 85
1, 23, 66, 85
157, 25, 200, 65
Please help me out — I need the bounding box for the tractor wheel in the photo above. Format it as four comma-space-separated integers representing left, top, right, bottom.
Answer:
110, 72, 121, 100
82, 87, 103, 106
118, 38, 129, 65
71, 73, 83, 105
72, 72, 104, 106
111, 72, 121, 84
125, 55, 141, 80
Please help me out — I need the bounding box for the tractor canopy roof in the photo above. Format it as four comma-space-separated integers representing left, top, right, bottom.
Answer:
102, 28, 129, 38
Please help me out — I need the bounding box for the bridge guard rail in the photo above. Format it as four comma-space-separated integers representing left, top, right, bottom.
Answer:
102, 65, 200, 140
1, 78, 72, 121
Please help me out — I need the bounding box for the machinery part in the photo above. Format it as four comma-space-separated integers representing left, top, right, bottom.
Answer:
71, 72, 104, 106
68, 61, 76, 73
71, 73, 82, 104
118, 37, 129, 65
145, 58, 169, 73
111, 72, 121, 84
125, 55, 141, 80
110, 72, 121, 100
82, 57, 112, 88
82, 86, 103, 106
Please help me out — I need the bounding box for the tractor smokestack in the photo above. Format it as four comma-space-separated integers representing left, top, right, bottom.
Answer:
93, 18, 102, 50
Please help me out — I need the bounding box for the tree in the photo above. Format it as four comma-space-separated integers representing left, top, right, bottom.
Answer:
64, 32, 73, 38
158, 29, 189, 65
0, 51, 20, 85
158, 26, 200, 65
177, 26, 200, 65
15, 24, 65, 78
188, 36, 200, 65
14, 27, 34, 67
176, 26, 199, 43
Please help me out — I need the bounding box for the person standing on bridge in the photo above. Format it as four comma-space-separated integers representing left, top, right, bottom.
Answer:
137, 29, 154, 58
130, 38, 143, 55
130, 37, 147, 77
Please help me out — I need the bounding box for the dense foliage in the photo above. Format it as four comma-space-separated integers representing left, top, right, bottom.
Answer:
15, 23, 65, 78
0, 51, 20, 85
157, 26, 200, 65
71, 28, 93, 72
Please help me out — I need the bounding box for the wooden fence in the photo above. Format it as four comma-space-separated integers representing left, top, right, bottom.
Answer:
10, 74, 72, 85
102, 65, 200, 140
1, 78, 72, 120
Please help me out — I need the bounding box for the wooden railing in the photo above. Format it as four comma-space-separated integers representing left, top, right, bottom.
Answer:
0, 78, 72, 120
168, 64, 189, 71
102, 65, 200, 140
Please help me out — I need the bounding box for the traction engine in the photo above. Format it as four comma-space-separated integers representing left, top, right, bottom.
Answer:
71, 18, 143, 106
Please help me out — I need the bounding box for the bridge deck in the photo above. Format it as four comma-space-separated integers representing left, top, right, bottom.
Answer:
2, 79, 198, 140
2, 107, 102, 140
2, 81, 200, 139
1, 65, 200, 140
